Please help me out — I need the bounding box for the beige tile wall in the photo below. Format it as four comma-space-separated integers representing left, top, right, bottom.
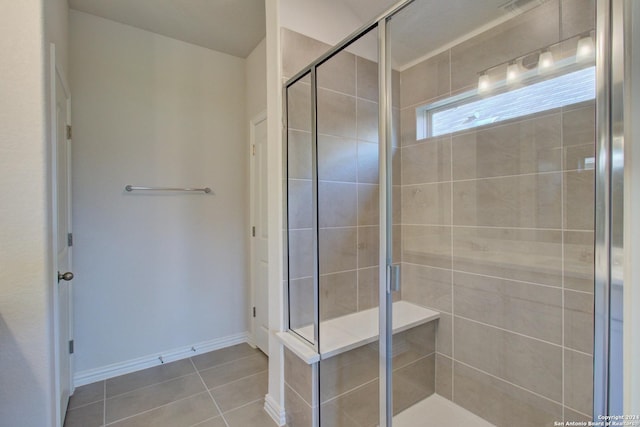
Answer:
398, 0, 595, 424
284, 348, 318, 427
319, 323, 437, 427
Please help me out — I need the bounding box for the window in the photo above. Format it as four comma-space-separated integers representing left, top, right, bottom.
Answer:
417, 66, 596, 139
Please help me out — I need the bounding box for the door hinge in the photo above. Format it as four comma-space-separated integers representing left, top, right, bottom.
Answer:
67, 233, 73, 247
252, 144, 255, 156
66, 125, 72, 140
69, 340, 74, 354
252, 226, 256, 237
252, 307, 256, 318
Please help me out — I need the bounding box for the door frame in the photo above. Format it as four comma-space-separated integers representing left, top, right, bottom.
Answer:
49, 43, 73, 426
249, 110, 268, 353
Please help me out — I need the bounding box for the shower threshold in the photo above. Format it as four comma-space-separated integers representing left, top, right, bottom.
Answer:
394, 394, 495, 427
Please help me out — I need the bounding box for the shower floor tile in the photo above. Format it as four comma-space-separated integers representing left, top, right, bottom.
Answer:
394, 394, 495, 427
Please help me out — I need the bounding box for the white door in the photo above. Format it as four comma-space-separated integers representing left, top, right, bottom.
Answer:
251, 112, 269, 354
51, 45, 73, 426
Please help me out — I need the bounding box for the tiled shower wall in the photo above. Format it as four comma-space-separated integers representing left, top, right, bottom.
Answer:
284, 28, 401, 330
398, 0, 595, 425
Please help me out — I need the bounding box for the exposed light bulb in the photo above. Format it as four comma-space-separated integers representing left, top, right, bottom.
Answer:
506, 62, 520, 84
538, 51, 554, 71
576, 35, 595, 61
478, 74, 491, 93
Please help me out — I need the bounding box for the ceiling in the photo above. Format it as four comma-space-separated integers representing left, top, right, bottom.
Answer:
69, 0, 266, 58
69, 0, 542, 65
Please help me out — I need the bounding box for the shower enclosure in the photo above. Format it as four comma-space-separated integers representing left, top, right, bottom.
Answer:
282, 0, 622, 425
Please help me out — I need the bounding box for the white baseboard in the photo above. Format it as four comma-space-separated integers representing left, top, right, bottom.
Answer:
74, 332, 250, 387
246, 331, 257, 349
264, 393, 287, 426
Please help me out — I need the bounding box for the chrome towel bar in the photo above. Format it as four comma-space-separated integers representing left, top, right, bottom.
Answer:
125, 185, 213, 194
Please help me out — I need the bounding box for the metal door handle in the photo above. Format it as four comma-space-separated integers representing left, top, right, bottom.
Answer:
387, 264, 401, 293
58, 271, 74, 282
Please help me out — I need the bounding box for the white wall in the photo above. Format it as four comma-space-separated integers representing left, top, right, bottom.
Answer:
246, 38, 267, 121
265, 1, 286, 423
279, 0, 363, 47
279, 0, 386, 64
70, 10, 248, 376
45, 0, 69, 73
0, 0, 68, 425
245, 37, 267, 353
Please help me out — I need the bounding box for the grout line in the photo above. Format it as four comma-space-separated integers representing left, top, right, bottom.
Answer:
355, 62, 361, 315
321, 376, 378, 406
292, 225, 360, 231
401, 262, 598, 294
563, 347, 594, 358
292, 267, 382, 283
393, 351, 437, 372
103, 391, 212, 426
401, 169, 564, 184
453, 314, 564, 349
448, 49, 452, 95
560, 104, 567, 421
285, 380, 315, 409
195, 353, 264, 376
454, 313, 591, 354
563, 406, 594, 419
105, 371, 199, 401
289, 178, 378, 187
400, 276, 593, 354
190, 358, 230, 427
321, 351, 437, 406
207, 370, 268, 392
190, 415, 225, 427
287, 126, 311, 133
558, 0, 564, 42
66, 397, 104, 412
288, 127, 382, 145
289, 177, 370, 185
221, 397, 267, 416
396, 165, 593, 183
103, 380, 106, 427
342, 410, 363, 427
317, 84, 361, 100
449, 130, 455, 403
402, 223, 592, 233
454, 360, 564, 408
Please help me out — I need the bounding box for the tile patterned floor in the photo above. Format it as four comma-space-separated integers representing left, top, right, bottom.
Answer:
64, 344, 278, 427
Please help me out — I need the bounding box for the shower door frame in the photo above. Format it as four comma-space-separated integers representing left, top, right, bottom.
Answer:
594, 0, 625, 418
283, 2, 415, 426
283, 0, 623, 423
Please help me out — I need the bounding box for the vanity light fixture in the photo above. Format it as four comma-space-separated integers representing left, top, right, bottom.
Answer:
576, 34, 595, 61
538, 50, 555, 71
478, 73, 491, 93
506, 61, 521, 83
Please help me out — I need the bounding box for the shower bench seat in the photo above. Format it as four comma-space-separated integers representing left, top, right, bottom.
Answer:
277, 300, 440, 364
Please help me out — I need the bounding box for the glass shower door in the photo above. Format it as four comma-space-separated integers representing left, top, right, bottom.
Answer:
286, 71, 318, 348
313, 25, 391, 427
284, 0, 605, 424
387, 0, 597, 425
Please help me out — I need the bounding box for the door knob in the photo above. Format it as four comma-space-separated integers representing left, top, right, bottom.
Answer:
58, 271, 74, 282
